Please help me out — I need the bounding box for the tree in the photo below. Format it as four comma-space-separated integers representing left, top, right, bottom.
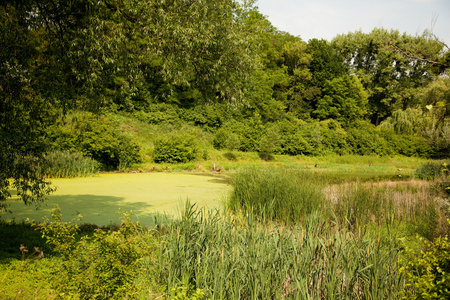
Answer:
0, 2, 56, 211
332, 28, 446, 125
313, 75, 368, 126
306, 38, 348, 90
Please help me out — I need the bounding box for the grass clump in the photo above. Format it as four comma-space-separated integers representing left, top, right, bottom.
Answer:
228, 166, 325, 224
41, 150, 99, 178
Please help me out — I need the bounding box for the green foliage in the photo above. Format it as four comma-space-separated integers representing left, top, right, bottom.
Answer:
134, 103, 181, 125
48, 112, 141, 170
332, 28, 445, 124
306, 38, 349, 89
39, 205, 81, 258
171, 285, 208, 300
258, 126, 283, 160
314, 75, 368, 126
153, 133, 200, 163
319, 119, 351, 155
381, 129, 435, 158
40, 207, 156, 299
400, 232, 450, 299
346, 122, 393, 156
415, 161, 449, 180
0, 16, 57, 208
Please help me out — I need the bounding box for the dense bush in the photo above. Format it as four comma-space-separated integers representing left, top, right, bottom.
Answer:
212, 117, 436, 158
153, 133, 200, 163
134, 103, 181, 124
39, 207, 156, 299
415, 161, 448, 180
400, 232, 450, 299
258, 126, 283, 160
47, 112, 141, 170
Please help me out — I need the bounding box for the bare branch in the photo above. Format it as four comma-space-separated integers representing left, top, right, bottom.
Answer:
385, 39, 448, 67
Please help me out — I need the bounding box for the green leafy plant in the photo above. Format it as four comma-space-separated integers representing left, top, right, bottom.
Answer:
39, 150, 99, 178
47, 112, 141, 170
153, 133, 200, 163
400, 229, 450, 299
39, 205, 81, 258
415, 161, 448, 180
171, 285, 208, 300
39, 208, 156, 299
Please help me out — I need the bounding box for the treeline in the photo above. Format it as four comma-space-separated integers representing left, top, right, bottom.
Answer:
1, 0, 450, 202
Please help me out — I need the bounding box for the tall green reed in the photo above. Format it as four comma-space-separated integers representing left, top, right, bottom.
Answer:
160, 202, 405, 299
229, 166, 444, 236
228, 166, 326, 224
39, 150, 99, 178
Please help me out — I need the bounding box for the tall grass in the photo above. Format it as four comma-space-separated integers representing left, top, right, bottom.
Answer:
40, 150, 99, 178
156, 202, 404, 299
228, 166, 326, 224
228, 166, 446, 236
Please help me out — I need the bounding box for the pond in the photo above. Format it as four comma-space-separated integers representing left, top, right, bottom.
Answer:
1, 173, 231, 226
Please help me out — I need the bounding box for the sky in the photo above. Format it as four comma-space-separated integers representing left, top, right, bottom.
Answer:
255, 0, 450, 45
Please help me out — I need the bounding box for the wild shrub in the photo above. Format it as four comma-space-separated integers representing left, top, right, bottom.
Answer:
134, 103, 181, 124
319, 119, 351, 155
275, 118, 313, 155
258, 126, 283, 160
380, 129, 435, 158
153, 133, 200, 163
415, 161, 448, 180
212, 127, 229, 150
39, 207, 157, 299
47, 112, 141, 170
282, 130, 313, 155
400, 231, 450, 299
347, 126, 393, 156
39, 205, 81, 258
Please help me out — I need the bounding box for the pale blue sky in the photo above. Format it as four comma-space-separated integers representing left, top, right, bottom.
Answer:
255, 0, 450, 45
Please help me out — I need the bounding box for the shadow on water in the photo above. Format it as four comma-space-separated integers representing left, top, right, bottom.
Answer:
2, 194, 173, 228
0, 194, 173, 262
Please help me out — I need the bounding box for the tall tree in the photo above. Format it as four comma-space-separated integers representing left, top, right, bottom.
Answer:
332, 28, 446, 125
313, 75, 368, 126
0, 1, 56, 211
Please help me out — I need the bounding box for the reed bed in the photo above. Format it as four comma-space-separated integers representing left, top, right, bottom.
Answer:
228, 166, 327, 224
40, 150, 99, 178
156, 203, 404, 299
228, 166, 445, 236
